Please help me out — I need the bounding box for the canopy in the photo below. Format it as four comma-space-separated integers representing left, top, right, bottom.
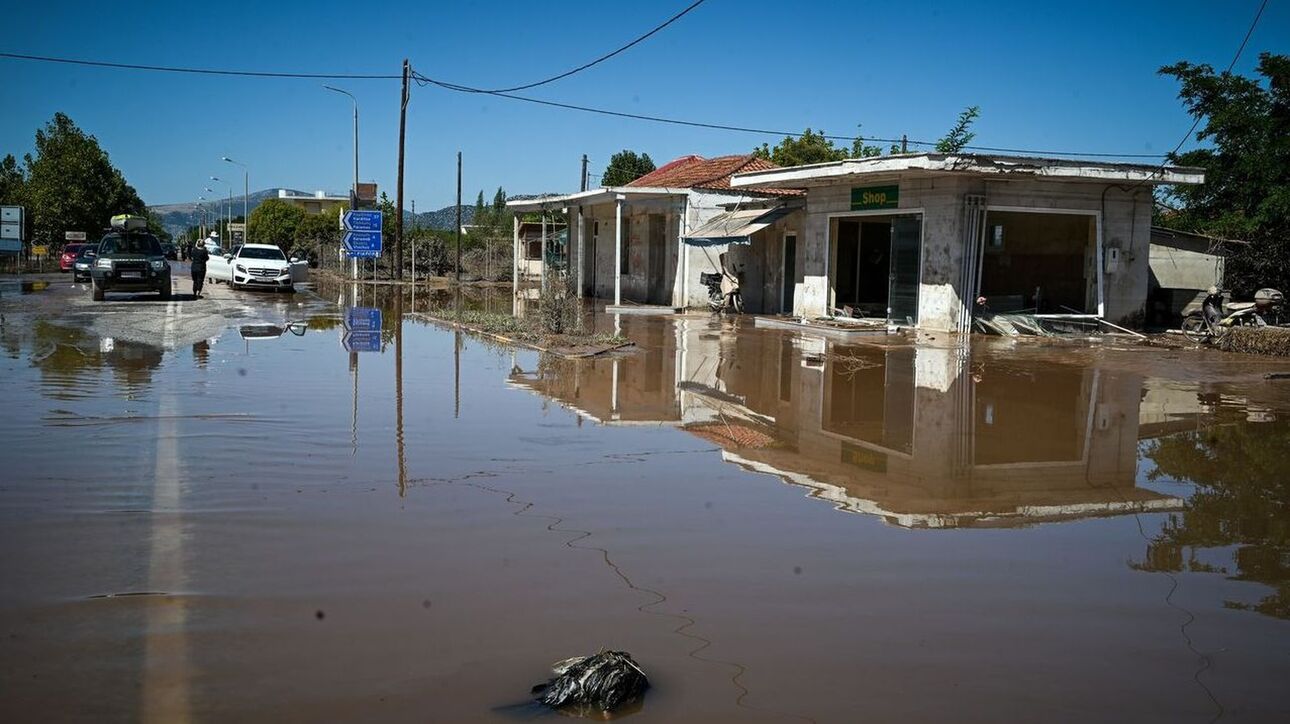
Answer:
684, 206, 793, 246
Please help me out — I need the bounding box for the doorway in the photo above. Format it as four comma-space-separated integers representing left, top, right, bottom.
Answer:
647, 214, 666, 304
782, 233, 797, 313
830, 214, 921, 325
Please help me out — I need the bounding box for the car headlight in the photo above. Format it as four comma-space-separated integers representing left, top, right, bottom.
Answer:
279, 268, 291, 277
151, 260, 167, 271
235, 264, 246, 273
96, 258, 113, 269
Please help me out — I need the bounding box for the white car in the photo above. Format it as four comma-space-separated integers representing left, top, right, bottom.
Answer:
208, 243, 296, 291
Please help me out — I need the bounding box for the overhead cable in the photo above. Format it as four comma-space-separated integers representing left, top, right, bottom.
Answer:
412, 71, 1166, 159
0, 51, 399, 78
468, 0, 707, 93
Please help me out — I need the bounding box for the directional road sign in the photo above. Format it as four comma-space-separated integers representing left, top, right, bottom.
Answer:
344, 307, 382, 332
343, 210, 383, 232
343, 231, 382, 257
342, 330, 382, 353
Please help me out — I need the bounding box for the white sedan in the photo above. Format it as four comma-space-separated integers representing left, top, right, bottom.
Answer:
207, 244, 297, 291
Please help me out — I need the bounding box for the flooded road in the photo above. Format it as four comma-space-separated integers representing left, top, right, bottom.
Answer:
3, 275, 1290, 722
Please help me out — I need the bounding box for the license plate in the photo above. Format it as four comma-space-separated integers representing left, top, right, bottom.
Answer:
120, 271, 142, 278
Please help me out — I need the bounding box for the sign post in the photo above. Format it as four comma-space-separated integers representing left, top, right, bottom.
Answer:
341, 210, 382, 259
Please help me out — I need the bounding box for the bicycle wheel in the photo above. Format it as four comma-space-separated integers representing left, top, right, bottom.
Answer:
1180, 315, 1210, 343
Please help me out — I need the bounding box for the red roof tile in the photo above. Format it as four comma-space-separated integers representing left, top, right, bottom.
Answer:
626, 154, 800, 195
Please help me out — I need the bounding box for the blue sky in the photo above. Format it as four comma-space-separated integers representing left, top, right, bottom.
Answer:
2, 0, 1286, 208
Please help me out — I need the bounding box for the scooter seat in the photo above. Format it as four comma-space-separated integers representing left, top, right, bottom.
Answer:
1224, 301, 1256, 312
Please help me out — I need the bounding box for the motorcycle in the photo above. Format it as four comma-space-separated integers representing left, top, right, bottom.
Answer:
701, 271, 743, 314
1181, 287, 1285, 343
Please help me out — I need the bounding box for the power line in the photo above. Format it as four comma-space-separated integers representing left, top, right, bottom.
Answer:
1, 48, 1171, 160
468, 0, 707, 93
412, 71, 1166, 159
0, 51, 399, 78
1163, 0, 1268, 162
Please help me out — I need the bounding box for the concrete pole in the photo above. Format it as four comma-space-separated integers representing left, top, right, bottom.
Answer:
576, 206, 585, 299
614, 196, 623, 306
512, 212, 520, 304
540, 213, 547, 290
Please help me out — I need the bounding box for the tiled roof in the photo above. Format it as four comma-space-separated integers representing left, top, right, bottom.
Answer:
626, 155, 800, 195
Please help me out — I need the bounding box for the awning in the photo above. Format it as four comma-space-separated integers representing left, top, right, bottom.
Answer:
684, 206, 793, 246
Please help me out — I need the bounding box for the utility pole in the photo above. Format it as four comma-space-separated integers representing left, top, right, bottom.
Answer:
395, 58, 409, 281
901, 134, 908, 154
455, 151, 462, 319
580, 154, 589, 192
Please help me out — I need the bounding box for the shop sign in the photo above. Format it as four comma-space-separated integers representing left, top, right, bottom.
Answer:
850, 185, 899, 210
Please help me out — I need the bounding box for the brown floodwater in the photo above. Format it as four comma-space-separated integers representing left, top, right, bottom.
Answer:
2, 279, 1290, 722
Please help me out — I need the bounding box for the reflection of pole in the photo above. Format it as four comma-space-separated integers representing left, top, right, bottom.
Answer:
454, 329, 461, 419
395, 294, 406, 496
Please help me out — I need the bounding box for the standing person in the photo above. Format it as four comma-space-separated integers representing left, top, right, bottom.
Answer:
189, 242, 210, 298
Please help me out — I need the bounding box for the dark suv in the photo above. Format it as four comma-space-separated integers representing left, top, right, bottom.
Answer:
90, 232, 172, 301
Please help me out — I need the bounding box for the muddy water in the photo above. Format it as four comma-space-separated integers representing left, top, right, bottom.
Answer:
2, 282, 1290, 722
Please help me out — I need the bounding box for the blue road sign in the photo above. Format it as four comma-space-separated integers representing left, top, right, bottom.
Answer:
343, 210, 383, 232
342, 330, 382, 353
344, 307, 382, 332
343, 230, 382, 256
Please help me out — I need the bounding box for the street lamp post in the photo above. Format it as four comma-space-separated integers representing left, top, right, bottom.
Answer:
197, 196, 207, 239
323, 85, 360, 281
211, 177, 234, 246
222, 157, 249, 242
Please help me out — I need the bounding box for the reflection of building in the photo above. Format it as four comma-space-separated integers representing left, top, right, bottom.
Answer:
509, 320, 1183, 528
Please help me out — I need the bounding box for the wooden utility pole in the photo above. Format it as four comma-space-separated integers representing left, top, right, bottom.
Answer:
580, 154, 589, 192
395, 58, 410, 280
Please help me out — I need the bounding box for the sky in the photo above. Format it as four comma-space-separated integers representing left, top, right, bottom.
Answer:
2, 0, 1287, 209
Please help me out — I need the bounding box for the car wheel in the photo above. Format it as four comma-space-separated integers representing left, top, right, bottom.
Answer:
92, 282, 105, 301
158, 285, 171, 300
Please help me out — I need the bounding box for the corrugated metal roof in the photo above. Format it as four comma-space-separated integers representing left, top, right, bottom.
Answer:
684, 206, 794, 246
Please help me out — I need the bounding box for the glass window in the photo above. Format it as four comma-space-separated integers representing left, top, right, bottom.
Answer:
238, 246, 286, 260
99, 234, 162, 255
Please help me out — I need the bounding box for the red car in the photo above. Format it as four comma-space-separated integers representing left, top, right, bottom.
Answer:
59, 243, 89, 272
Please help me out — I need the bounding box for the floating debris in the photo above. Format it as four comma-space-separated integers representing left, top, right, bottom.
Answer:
532, 650, 649, 715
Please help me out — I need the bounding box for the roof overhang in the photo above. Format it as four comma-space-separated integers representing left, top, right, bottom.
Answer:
506, 186, 689, 212
730, 153, 1206, 189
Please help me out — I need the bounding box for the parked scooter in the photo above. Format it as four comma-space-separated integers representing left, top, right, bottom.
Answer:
700, 272, 743, 314
1181, 287, 1285, 342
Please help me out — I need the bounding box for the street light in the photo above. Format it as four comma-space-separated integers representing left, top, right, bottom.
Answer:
323, 85, 359, 280
197, 196, 208, 239
222, 156, 249, 242
211, 176, 233, 245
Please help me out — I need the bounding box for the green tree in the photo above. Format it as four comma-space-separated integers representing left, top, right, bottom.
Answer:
753, 126, 888, 167
934, 106, 981, 153
473, 190, 487, 228
602, 150, 656, 186
247, 198, 306, 247
19, 113, 145, 244
294, 209, 341, 249
0, 154, 24, 205
1158, 53, 1290, 296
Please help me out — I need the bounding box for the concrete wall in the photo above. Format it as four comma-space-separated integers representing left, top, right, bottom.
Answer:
796, 174, 1153, 330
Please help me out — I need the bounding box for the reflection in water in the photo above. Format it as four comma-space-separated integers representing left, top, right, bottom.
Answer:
1136, 416, 1290, 620
511, 321, 1184, 530
31, 321, 163, 398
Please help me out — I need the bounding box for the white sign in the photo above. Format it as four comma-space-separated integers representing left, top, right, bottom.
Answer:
228, 223, 246, 232
0, 222, 20, 241
0, 205, 22, 224
65, 231, 87, 241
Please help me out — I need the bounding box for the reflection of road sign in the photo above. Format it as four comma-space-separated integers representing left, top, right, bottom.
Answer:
342, 210, 382, 232
343, 231, 381, 257
342, 330, 382, 353
344, 307, 382, 332
65, 231, 87, 241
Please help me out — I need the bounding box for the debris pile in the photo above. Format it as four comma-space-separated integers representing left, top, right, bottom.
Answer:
532, 650, 649, 715
1216, 326, 1290, 357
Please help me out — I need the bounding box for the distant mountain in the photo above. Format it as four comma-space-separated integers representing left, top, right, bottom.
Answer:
412, 205, 475, 230
149, 188, 313, 237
